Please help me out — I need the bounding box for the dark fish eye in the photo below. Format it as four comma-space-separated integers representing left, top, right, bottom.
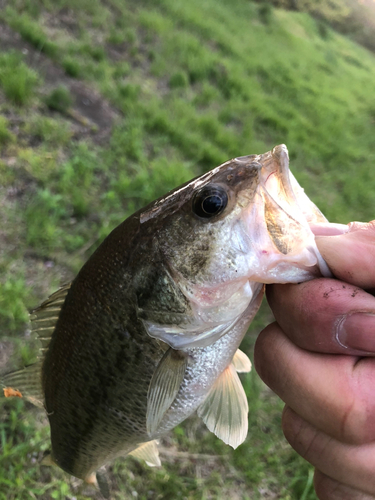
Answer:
192, 185, 228, 219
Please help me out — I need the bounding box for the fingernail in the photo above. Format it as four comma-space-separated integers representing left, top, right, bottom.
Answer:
310, 223, 349, 236
337, 312, 375, 352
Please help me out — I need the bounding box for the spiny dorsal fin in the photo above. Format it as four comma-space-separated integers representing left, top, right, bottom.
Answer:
2, 362, 44, 408
197, 364, 248, 449
1, 284, 72, 410
31, 282, 71, 356
129, 440, 161, 467
232, 349, 252, 373
147, 348, 188, 436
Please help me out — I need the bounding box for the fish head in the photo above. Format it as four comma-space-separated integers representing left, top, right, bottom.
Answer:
139, 145, 330, 349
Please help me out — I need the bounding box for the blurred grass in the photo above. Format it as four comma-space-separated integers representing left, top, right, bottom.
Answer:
0, 0, 374, 498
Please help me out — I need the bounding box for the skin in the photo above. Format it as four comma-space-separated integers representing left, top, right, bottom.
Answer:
254, 220, 375, 500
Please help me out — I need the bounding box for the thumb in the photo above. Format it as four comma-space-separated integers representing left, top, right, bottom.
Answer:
314, 221, 375, 289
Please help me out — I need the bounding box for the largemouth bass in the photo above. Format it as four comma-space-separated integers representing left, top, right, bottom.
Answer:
2, 145, 330, 496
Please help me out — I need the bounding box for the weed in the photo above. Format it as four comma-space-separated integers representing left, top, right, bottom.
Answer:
45, 85, 73, 113
24, 116, 72, 147
62, 56, 81, 77
59, 143, 98, 217
258, 2, 273, 24
169, 71, 189, 88
107, 29, 126, 45
118, 83, 141, 101
0, 267, 29, 329
0, 116, 15, 145
112, 61, 131, 79
79, 42, 106, 62
316, 19, 330, 39
6, 11, 58, 59
0, 51, 39, 106
24, 188, 67, 250
90, 45, 106, 62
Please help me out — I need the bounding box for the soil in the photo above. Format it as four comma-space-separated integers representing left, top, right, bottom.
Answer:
0, 21, 120, 143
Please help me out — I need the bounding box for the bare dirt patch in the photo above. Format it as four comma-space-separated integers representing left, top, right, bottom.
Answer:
0, 21, 120, 143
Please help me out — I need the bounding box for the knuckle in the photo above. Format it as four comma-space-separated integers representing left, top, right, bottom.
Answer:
339, 365, 375, 445
282, 408, 328, 464
342, 401, 375, 445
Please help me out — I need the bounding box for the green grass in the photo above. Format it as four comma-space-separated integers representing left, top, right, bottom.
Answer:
0, 116, 15, 145
0, 51, 39, 106
1, 0, 375, 498
45, 85, 73, 113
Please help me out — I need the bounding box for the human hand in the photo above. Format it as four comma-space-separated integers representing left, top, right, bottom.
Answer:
254, 221, 375, 499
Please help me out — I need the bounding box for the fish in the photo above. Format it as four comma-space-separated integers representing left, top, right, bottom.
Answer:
2, 144, 331, 497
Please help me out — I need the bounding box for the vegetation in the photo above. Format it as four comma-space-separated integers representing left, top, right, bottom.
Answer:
0, 51, 39, 106
0, 0, 375, 498
261, 0, 375, 52
45, 85, 73, 113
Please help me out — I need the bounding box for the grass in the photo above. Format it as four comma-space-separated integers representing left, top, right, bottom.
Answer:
1, 0, 375, 498
0, 117, 15, 145
45, 85, 73, 113
0, 51, 39, 106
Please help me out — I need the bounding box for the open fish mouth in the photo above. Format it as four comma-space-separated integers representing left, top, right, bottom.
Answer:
260, 145, 327, 227
238, 144, 331, 282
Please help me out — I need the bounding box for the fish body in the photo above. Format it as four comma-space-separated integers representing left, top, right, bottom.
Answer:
3, 145, 330, 489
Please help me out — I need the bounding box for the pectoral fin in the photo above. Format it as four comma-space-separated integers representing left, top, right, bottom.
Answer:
129, 440, 161, 467
197, 364, 248, 449
147, 348, 188, 436
232, 349, 251, 373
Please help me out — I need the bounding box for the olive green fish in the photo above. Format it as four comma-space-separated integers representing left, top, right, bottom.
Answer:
2, 145, 330, 496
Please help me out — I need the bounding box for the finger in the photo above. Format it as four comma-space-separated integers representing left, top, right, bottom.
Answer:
254, 324, 375, 444
310, 222, 349, 236
315, 221, 375, 289
314, 469, 375, 500
266, 279, 375, 355
282, 407, 375, 497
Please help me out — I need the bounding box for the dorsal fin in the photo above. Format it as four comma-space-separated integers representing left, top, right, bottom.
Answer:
232, 349, 252, 373
129, 440, 161, 467
31, 282, 71, 356
2, 362, 44, 408
147, 348, 188, 436
1, 283, 72, 409
197, 364, 248, 449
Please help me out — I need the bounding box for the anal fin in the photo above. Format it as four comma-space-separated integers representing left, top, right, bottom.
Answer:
129, 440, 161, 467
197, 363, 248, 449
2, 362, 44, 408
85, 471, 110, 499
147, 348, 188, 436
41, 450, 56, 467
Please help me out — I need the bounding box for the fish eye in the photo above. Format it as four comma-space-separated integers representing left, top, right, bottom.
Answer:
192, 185, 228, 219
